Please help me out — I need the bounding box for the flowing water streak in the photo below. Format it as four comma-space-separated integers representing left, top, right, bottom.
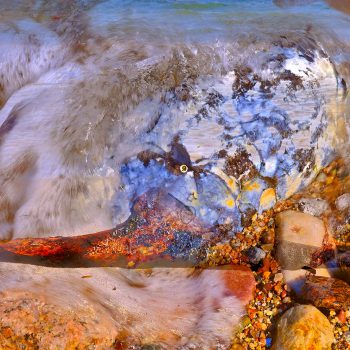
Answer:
0, 1, 349, 239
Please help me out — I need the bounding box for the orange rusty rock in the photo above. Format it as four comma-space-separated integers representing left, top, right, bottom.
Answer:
221, 265, 256, 304
337, 310, 347, 324
259, 255, 279, 274
1, 327, 13, 339
0, 190, 212, 268
301, 275, 350, 310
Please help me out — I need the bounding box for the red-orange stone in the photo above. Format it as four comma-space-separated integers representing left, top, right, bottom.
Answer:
221, 265, 256, 304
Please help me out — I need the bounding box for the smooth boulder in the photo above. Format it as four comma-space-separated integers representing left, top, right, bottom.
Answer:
275, 210, 326, 270
274, 304, 334, 350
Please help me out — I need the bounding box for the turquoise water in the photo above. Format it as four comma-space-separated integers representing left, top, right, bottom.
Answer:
88, 0, 350, 42
2, 1, 350, 43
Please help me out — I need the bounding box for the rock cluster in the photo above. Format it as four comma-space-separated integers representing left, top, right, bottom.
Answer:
272, 170, 350, 349
1, 159, 350, 349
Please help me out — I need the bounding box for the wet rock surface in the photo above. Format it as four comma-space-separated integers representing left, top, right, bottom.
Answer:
329, 251, 350, 284
0, 189, 213, 268
301, 275, 350, 310
273, 304, 334, 350
275, 210, 327, 270
337, 251, 350, 269
114, 37, 344, 230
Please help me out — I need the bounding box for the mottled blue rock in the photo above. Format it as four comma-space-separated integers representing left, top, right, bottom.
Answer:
115, 43, 345, 232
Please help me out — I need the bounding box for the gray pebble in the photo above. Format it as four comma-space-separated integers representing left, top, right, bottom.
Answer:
335, 193, 350, 211
298, 197, 329, 217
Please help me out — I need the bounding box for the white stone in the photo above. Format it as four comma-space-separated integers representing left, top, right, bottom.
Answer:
298, 197, 330, 217
335, 193, 350, 211
276, 210, 331, 294
276, 210, 325, 248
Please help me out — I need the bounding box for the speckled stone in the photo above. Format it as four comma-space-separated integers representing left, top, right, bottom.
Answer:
298, 197, 330, 217
274, 304, 334, 350
275, 210, 326, 270
335, 193, 350, 211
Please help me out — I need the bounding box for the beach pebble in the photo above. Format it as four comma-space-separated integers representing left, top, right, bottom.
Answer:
275, 210, 326, 270
298, 197, 330, 217
335, 193, 350, 211
274, 304, 334, 350
244, 247, 266, 265
275, 210, 334, 294
274, 273, 284, 282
